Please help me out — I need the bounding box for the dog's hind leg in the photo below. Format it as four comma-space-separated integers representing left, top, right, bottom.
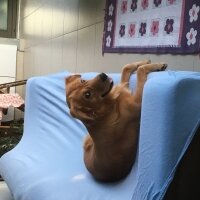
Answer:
121, 60, 151, 86
133, 63, 167, 103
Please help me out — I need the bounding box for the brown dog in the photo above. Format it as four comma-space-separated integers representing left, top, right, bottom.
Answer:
65, 60, 167, 182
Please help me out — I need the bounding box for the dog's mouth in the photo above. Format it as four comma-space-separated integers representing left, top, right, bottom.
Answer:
101, 78, 114, 97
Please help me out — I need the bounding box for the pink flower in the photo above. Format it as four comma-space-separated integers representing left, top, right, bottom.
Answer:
121, 1, 128, 14
141, 0, 149, 10
167, 0, 176, 5
129, 24, 136, 37
151, 20, 159, 36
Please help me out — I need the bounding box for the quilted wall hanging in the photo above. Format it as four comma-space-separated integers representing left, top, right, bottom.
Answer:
103, 0, 200, 54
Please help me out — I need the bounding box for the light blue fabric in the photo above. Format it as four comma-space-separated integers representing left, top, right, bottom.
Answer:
0, 71, 200, 200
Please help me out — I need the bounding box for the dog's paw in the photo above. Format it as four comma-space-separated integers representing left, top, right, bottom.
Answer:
146, 59, 151, 64
155, 63, 168, 72
160, 63, 168, 71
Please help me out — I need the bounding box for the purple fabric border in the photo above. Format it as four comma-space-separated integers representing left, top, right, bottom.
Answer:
103, 0, 200, 54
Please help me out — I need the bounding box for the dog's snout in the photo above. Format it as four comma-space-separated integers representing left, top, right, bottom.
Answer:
99, 73, 108, 82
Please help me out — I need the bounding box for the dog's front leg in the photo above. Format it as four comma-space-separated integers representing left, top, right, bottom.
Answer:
121, 60, 151, 87
134, 63, 167, 103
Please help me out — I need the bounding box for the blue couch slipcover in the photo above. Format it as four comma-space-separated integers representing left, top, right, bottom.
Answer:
0, 70, 200, 200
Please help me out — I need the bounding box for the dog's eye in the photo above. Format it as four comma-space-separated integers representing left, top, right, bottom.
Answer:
84, 91, 91, 99
81, 79, 86, 83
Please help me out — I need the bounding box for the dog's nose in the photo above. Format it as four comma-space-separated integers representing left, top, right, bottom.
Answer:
99, 73, 108, 82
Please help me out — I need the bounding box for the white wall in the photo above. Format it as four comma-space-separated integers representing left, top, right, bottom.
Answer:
0, 44, 17, 77
19, 0, 200, 79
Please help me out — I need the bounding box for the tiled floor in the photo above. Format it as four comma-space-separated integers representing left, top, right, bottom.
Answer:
0, 181, 13, 200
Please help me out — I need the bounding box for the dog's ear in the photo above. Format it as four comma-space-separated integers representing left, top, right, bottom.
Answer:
65, 74, 81, 105
65, 74, 81, 99
65, 74, 81, 85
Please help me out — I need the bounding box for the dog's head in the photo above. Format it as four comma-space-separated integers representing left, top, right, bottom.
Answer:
65, 73, 114, 124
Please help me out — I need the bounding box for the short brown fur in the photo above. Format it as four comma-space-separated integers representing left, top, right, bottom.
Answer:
65, 61, 167, 182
